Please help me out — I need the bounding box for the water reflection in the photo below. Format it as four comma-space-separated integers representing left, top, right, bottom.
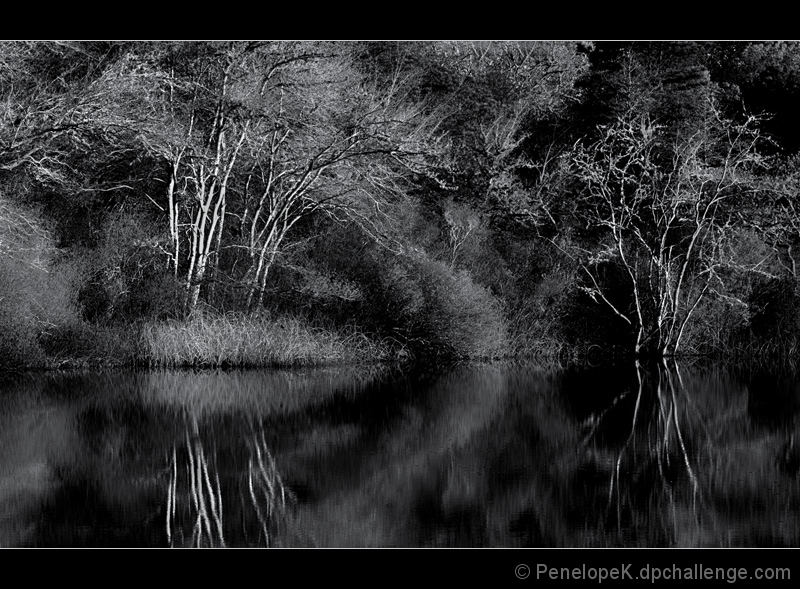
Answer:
572, 361, 800, 547
0, 362, 797, 547
166, 415, 296, 548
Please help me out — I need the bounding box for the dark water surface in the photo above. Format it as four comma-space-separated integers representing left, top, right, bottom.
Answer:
1, 362, 798, 547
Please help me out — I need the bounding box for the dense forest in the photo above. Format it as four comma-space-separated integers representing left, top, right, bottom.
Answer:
4, 40, 800, 369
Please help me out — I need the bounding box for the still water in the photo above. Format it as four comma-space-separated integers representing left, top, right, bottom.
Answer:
0, 361, 798, 547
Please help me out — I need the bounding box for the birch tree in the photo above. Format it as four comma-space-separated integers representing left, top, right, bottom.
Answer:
157, 43, 252, 311
107, 42, 446, 313
109, 42, 326, 311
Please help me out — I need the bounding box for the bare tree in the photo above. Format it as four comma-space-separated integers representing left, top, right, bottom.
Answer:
236, 51, 447, 310
556, 108, 768, 357
106, 42, 447, 313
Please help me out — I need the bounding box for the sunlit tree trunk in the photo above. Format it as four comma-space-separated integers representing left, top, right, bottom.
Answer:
184, 118, 248, 311
165, 152, 184, 277
242, 159, 325, 313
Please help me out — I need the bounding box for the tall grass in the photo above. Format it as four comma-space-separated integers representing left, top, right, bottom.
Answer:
140, 310, 393, 368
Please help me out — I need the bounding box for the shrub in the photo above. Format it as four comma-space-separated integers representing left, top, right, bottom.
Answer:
740, 276, 800, 356
379, 254, 509, 360
251, 216, 509, 361
71, 208, 183, 324
0, 196, 87, 368
749, 277, 800, 339
0, 257, 45, 367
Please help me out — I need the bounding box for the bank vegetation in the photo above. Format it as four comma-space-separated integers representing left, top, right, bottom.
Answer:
4, 42, 800, 370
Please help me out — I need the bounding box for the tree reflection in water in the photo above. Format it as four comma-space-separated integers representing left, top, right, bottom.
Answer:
1, 365, 797, 547
165, 412, 299, 548
579, 360, 800, 547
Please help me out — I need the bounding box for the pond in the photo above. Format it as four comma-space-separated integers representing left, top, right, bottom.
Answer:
0, 361, 798, 548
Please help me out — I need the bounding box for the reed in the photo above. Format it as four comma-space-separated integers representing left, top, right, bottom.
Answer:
140, 310, 392, 368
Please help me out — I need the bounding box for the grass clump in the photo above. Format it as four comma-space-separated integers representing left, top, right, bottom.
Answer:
140, 309, 392, 368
